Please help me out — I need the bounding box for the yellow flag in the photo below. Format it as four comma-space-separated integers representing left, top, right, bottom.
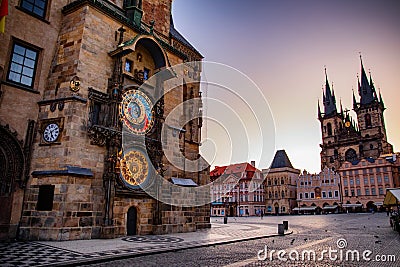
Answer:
0, 16, 5, 33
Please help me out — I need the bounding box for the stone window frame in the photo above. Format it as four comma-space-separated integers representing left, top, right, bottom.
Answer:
334, 190, 339, 198
356, 188, 361, 196
378, 187, 384, 195
371, 187, 376, 195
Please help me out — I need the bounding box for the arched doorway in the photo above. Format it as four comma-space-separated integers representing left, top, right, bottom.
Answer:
229, 206, 234, 217
127, 206, 138, 235
274, 203, 279, 215
0, 125, 25, 239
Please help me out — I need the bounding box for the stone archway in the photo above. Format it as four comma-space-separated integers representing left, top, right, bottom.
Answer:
0, 124, 25, 240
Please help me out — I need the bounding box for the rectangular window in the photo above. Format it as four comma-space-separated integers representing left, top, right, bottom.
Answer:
304, 192, 309, 199
143, 67, 150, 80
377, 176, 382, 183
354, 170, 359, 175
365, 188, 369, 195
351, 189, 355, 196
20, 0, 48, 18
343, 179, 348, 186
7, 42, 39, 88
344, 189, 348, 197
322, 191, 327, 198
334, 190, 339, 198
384, 175, 389, 183
364, 177, 368, 184
378, 187, 384, 195
371, 187, 376, 195
37, 185, 55, 211
310, 192, 315, 199
350, 179, 354, 185
328, 191, 333, 198
370, 177, 375, 184
357, 188, 361, 196
299, 193, 303, 199
356, 178, 360, 185
363, 169, 367, 174
125, 59, 133, 72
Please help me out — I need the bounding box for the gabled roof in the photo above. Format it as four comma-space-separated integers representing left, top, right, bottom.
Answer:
270, 150, 294, 169
210, 162, 260, 178
210, 166, 227, 177
224, 162, 257, 174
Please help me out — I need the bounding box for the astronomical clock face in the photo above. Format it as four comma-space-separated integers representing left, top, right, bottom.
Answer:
120, 149, 150, 187
120, 89, 154, 135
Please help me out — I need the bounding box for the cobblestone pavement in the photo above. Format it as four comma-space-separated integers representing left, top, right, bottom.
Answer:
85, 213, 400, 267
0, 217, 279, 267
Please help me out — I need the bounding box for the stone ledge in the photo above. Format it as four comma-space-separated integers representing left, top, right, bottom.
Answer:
31, 166, 93, 177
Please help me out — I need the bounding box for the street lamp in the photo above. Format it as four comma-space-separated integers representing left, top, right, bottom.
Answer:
223, 194, 228, 224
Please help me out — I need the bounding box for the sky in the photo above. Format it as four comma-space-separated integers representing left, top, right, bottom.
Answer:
171, 0, 400, 173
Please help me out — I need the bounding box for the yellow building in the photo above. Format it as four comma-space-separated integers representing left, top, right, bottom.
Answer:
295, 168, 341, 214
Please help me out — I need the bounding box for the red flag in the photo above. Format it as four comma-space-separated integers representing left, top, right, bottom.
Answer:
0, 0, 8, 33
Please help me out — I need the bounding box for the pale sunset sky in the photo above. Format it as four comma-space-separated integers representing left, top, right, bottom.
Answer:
172, 0, 400, 173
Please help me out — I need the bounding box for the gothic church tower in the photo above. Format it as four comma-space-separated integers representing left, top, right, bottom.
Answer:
319, 58, 393, 171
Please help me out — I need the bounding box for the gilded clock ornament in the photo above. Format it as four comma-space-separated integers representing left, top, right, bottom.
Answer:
69, 76, 81, 92
120, 89, 154, 135
345, 121, 351, 128
43, 123, 60, 143
119, 149, 150, 187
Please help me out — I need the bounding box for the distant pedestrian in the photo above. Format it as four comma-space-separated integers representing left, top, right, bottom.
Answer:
260, 210, 264, 219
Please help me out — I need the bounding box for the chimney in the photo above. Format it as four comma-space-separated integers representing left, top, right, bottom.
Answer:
251, 161, 255, 167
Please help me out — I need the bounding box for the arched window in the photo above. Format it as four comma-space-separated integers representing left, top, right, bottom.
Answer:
274, 191, 278, 199
365, 114, 372, 128
269, 192, 272, 199
281, 178, 284, 185
327, 123, 332, 136
281, 190, 285, 198
268, 179, 271, 186
345, 148, 357, 162
274, 178, 277, 185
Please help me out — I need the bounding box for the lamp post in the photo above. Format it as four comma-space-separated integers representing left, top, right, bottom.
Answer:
223, 194, 228, 224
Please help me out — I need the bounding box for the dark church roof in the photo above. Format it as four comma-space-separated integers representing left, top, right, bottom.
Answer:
270, 150, 294, 169
169, 16, 202, 57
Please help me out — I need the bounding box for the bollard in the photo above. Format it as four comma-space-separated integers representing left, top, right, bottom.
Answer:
224, 216, 228, 224
278, 224, 285, 235
283, 220, 288, 230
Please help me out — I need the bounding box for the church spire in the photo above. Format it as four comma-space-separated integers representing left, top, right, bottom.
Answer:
359, 55, 375, 105
379, 89, 385, 109
369, 70, 378, 101
352, 89, 358, 110
318, 99, 322, 120
323, 67, 337, 116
